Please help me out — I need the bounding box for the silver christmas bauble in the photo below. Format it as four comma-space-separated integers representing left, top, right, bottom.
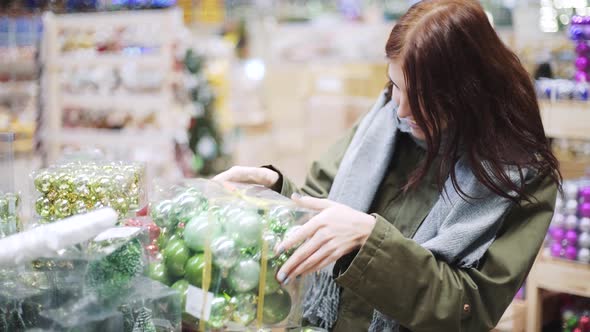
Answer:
555, 197, 564, 211
579, 232, 590, 249
565, 183, 579, 200
228, 259, 261, 293
184, 213, 222, 252
552, 213, 566, 228
565, 215, 579, 230
578, 248, 590, 264
225, 210, 264, 249
566, 200, 579, 215
229, 293, 257, 326
211, 236, 239, 269
580, 218, 590, 233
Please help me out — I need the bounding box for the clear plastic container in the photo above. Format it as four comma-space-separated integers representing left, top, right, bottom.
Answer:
0, 132, 20, 237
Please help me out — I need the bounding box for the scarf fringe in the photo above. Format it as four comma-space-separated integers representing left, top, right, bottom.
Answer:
302, 270, 340, 329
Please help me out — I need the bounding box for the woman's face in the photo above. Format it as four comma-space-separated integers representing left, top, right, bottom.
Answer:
388, 61, 426, 140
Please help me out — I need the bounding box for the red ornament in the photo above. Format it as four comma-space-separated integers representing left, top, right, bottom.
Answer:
177, 222, 186, 230
573, 328, 582, 332
147, 223, 161, 241
146, 244, 159, 257
579, 316, 590, 330
125, 219, 142, 227
136, 204, 149, 217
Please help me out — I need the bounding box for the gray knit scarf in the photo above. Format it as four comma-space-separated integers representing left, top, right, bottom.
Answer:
302, 90, 533, 332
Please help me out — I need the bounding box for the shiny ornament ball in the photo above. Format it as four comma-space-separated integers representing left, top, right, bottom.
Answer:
576, 56, 589, 71
565, 230, 579, 246
551, 243, 563, 257
565, 246, 578, 260
35, 196, 52, 218
147, 223, 160, 242
211, 236, 239, 269
566, 183, 580, 199
34, 172, 53, 193
73, 200, 88, 215
579, 315, 590, 330
265, 264, 281, 294
148, 262, 171, 286
225, 210, 264, 249
566, 200, 578, 215
581, 203, 590, 218
171, 279, 189, 309
556, 197, 564, 211
146, 244, 159, 258
208, 296, 232, 329
54, 198, 71, 219
184, 213, 222, 252
228, 259, 260, 293
571, 26, 585, 40
57, 174, 75, 193
262, 231, 281, 259
566, 215, 579, 230
185, 254, 221, 288
567, 315, 579, 328
578, 218, 590, 233
553, 213, 566, 228
575, 71, 589, 83
171, 193, 204, 224
579, 232, 590, 248
262, 289, 292, 325
268, 206, 295, 235
551, 227, 565, 242
229, 293, 257, 326
580, 187, 590, 202
577, 42, 589, 54
164, 239, 190, 277
578, 248, 590, 263
151, 200, 173, 227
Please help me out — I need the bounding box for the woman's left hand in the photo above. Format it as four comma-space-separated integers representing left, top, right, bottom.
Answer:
275, 194, 376, 285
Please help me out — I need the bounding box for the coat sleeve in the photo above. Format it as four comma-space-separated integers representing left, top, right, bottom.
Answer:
334, 175, 557, 332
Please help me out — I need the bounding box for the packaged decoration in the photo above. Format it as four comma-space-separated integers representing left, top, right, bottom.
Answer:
30, 160, 146, 225
0, 208, 182, 332
546, 179, 590, 264
148, 179, 317, 331
0, 133, 21, 238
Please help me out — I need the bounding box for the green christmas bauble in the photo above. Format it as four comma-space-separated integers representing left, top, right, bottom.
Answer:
262, 231, 281, 260
228, 259, 260, 293
35, 196, 52, 218
262, 289, 292, 325
151, 200, 173, 227
57, 174, 75, 193
229, 293, 257, 326
72, 200, 88, 215
268, 206, 295, 235
171, 279, 190, 309
208, 296, 232, 329
184, 213, 222, 252
225, 210, 264, 249
53, 198, 71, 219
164, 240, 190, 277
264, 263, 281, 294
211, 236, 239, 269
185, 254, 221, 289
34, 172, 53, 193
171, 193, 205, 224
148, 262, 171, 286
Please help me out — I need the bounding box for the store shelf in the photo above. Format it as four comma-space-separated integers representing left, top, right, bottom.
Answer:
540, 100, 590, 140
55, 53, 165, 68
51, 128, 175, 147
61, 92, 169, 110
494, 299, 526, 332
52, 8, 180, 29
526, 254, 590, 332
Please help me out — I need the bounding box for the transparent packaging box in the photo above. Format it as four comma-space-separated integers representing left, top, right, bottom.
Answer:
0, 132, 20, 237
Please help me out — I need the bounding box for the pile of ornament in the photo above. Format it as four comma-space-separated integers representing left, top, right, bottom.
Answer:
0, 191, 20, 238
571, 16, 590, 83
147, 180, 316, 330
0, 209, 181, 332
547, 181, 590, 264
31, 161, 145, 224
561, 296, 590, 332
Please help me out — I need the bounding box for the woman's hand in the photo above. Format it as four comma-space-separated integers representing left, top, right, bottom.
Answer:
275, 194, 376, 285
212, 166, 279, 188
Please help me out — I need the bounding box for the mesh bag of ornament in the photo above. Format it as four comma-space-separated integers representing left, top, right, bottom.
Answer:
148, 179, 317, 331
546, 179, 590, 264
30, 160, 146, 226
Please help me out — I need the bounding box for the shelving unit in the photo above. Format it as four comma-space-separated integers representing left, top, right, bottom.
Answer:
525, 255, 590, 332
40, 9, 186, 180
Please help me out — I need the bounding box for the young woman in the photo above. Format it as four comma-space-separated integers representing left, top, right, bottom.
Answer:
215, 1, 561, 331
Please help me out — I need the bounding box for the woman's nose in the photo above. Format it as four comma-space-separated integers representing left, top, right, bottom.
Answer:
397, 102, 411, 119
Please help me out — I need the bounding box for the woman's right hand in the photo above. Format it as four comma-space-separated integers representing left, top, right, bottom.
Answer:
212, 166, 280, 188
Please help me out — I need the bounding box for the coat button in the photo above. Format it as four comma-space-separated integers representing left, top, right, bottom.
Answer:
463, 304, 471, 313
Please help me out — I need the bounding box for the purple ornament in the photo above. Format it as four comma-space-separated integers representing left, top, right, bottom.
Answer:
572, 16, 584, 25
565, 230, 579, 246
551, 227, 566, 242
576, 42, 589, 55
583, 16, 590, 25
565, 246, 578, 260
576, 56, 589, 71
566, 215, 579, 230
551, 242, 564, 257
581, 202, 590, 218
580, 187, 590, 202
585, 26, 590, 39
571, 26, 585, 40
575, 71, 589, 83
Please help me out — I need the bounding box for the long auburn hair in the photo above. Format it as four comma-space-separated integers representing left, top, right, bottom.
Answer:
386, 0, 561, 201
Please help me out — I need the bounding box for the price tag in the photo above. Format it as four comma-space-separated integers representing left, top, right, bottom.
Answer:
186, 285, 215, 320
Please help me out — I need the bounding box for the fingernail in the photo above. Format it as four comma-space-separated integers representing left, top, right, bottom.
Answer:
275, 245, 285, 255
277, 271, 286, 283
283, 277, 290, 286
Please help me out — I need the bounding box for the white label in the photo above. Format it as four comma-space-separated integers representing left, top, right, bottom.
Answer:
94, 227, 141, 242
186, 285, 215, 321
